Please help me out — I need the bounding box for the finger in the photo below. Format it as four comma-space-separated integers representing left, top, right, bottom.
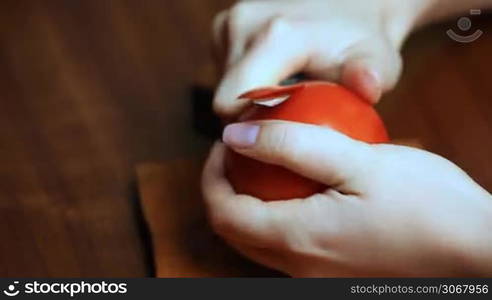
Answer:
212, 4, 278, 72
213, 18, 310, 117
202, 142, 284, 245
341, 40, 402, 104
222, 121, 375, 192
225, 2, 278, 67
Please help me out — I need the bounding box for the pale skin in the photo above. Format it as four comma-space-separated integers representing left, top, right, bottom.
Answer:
203, 0, 492, 276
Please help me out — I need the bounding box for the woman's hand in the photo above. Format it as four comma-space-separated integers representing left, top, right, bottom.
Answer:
202, 121, 492, 276
212, 0, 433, 116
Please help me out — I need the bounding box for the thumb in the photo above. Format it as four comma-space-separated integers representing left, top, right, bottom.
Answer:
341, 40, 402, 104
213, 19, 309, 117
222, 120, 375, 192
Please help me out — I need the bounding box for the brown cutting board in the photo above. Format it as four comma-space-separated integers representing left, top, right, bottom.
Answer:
136, 159, 282, 277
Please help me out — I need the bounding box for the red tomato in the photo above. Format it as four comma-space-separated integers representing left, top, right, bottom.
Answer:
225, 81, 389, 201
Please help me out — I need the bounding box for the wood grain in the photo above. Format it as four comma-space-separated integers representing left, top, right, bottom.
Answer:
0, 0, 232, 277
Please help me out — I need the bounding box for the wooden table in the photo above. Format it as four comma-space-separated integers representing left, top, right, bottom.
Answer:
0, 1, 491, 276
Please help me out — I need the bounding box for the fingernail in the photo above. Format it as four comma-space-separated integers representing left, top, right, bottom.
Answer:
223, 123, 260, 148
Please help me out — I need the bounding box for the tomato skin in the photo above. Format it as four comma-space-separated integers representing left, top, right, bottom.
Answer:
225, 81, 389, 201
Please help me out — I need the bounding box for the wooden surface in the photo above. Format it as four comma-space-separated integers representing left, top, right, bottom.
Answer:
0, 1, 491, 277
0, 0, 230, 277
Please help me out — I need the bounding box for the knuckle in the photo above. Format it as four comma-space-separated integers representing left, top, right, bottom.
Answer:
230, 2, 252, 17
267, 124, 289, 153
269, 208, 308, 255
228, 2, 253, 33
212, 10, 228, 33
265, 124, 300, 163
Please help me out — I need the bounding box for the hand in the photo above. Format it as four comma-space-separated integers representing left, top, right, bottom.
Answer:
212, 0, 432, 116
202, 121, 492, 276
